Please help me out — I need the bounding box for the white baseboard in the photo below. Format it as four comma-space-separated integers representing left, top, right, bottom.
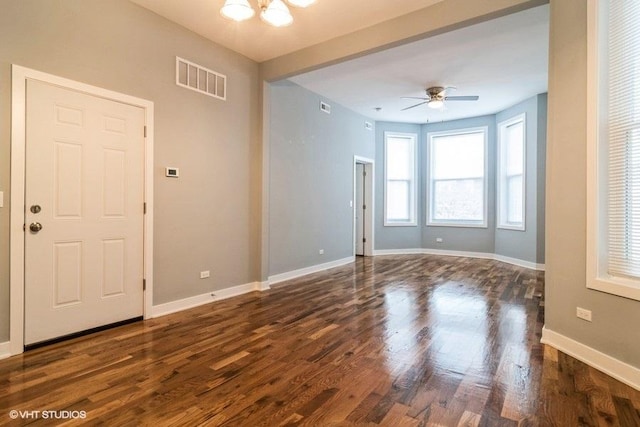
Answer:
255, 281, 271, 291
421, 248, 495, 260
268, 256, 355, 285
0, 341, 10, 360
373, 248, 545, 271
151, 281, 268, 318
541, 326, 640, 391
373, 248, 427, 256
494, 254, 546, 271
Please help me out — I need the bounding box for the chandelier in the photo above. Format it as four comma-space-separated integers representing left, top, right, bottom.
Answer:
220, 0, 317, 27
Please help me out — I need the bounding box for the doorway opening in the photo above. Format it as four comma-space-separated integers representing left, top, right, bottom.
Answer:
353, 156, 374, 256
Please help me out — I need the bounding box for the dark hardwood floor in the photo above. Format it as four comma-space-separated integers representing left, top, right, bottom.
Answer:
1, 255, 640, 426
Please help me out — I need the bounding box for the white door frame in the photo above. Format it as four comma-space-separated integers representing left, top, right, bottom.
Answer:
353, 156, 375, 256
9, 65, 154, 356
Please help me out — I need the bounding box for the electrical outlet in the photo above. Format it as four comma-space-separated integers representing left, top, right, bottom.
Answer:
200, 271, 210, 279
576, 307, 592, 322
319, 249, 324, 255
436, 238, 443, 243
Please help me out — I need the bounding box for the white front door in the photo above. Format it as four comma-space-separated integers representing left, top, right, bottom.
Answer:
24, 79, 145, 345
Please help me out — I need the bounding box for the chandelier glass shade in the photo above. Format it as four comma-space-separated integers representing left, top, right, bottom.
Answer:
220, 0, 255, 21
260, 0, 293, 27
287, 0, 316, 6
221, 0, 316, 27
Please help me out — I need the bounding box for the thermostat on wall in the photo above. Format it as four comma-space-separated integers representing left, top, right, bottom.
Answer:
165, 167, 179, 178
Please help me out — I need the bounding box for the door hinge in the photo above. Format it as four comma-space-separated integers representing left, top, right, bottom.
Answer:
143, 202, 147, 214
143, 279, 146, 291
144, 126, 147, 138
363, 205, 366, 210
363, 238, 367, 243
363, 171, 367, 177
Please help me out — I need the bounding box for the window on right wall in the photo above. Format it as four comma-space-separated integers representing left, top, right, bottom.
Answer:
497, 114, 526, 231
587, 0, 640, 300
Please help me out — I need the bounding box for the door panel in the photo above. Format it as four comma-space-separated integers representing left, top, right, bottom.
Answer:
25, 79, 145, 345
54, 141, 83, 217
53, 242, 83, 306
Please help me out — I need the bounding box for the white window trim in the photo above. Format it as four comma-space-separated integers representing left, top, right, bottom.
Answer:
497, 113, 526, 231
586, 0, 640, 301
426, 126, 488, 228
384, 132, 418, 227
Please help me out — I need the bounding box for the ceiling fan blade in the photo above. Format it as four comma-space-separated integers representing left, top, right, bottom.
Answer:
401, 101, 428, 111
444, 95, 479, 101
401, 96, 429, 100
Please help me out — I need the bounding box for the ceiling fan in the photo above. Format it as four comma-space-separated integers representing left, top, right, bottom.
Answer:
401, 86, 479, 111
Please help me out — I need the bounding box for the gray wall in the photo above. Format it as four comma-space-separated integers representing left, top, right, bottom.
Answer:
374, 97, 547, 264
536, 94, 548, 263
546, 0, 640, 367
0, 0, 261, 340
268, 81, 375, 276
494, 94, 547, 263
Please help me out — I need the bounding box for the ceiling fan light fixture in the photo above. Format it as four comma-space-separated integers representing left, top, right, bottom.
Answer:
261, 0, 293, 27
428, 99, 444, 109
220, 0, 256, 21
286, 0, 317, 7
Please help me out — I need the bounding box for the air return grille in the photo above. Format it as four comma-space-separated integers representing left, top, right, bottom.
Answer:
176, 57, 226, 100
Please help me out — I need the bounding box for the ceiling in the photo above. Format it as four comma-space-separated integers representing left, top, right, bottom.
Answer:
130, 0, 444, 62
290, 4, 549, 124
130, 1, 549, 124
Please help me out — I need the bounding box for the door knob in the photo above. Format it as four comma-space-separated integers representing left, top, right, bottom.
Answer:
29, 222, 43, 233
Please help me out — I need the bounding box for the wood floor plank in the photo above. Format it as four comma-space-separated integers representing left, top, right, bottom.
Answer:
0, 255, 637, 425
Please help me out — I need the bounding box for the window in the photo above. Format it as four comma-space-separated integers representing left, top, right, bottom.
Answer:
427, 127, 488, 227
587, 0, 640, 300
497, 114, 526, 230
384, 132, 417, 226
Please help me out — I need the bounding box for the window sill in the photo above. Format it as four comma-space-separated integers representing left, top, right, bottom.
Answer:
384, 222, 418, 227
497, 225, 526, 231
588, 276, 640, 302
426, 222, 488, 229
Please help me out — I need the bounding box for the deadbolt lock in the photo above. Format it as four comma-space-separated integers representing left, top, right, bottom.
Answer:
30, 205, 42, 214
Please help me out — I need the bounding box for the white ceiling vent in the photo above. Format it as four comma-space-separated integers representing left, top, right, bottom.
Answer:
320, 101, 331, 114
176, 56, 226, 100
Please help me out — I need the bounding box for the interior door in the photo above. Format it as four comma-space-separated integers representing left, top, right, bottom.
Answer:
355, 163, 365, 256
24, 79, 145, 345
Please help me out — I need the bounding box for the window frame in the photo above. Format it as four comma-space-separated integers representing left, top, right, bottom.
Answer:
383, 131, 418, 227
426, 126, 488, 228
497, 113, 526, 231
586, 0, 640, 301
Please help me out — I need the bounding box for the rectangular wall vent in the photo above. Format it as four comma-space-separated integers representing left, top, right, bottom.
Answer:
320, 101, 331, 114
176, 56, 226, 100
365, 121, 373, 130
